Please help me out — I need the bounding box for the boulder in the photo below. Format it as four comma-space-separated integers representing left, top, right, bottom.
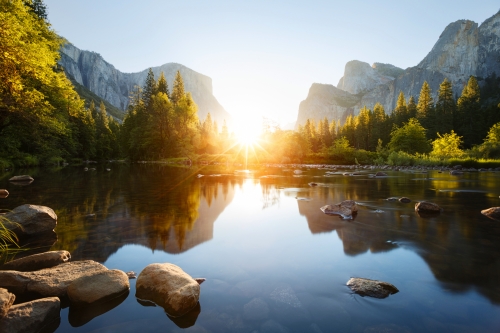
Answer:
346, 277, 399, 299
375, 172, 388, 177
415, 201, 442, 214
0, 189, 8, 198
399, 197, 411, 203
320, 200, 358, 219
0, 288, 15, 319
0, 297, 60, 333
0, 250, 71, 272
4, 205, 57, 237
68, 269, 129, 307
135, 263, 200, 317
0, 260, 107, 297
8, 175, 34, 182
481, 207, 500, 220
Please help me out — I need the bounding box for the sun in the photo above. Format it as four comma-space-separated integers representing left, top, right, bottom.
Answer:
234, 115, 261, 145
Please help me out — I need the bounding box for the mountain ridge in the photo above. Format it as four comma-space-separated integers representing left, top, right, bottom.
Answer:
59, 42, 231, 125
296, 10, 500, 128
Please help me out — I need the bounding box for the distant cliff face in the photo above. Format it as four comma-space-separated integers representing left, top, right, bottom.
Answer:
296, 10, 500, 128
59, 43, 231, 124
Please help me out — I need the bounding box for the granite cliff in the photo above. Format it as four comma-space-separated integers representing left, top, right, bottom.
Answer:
59, 43, 231, 124
296, 10, 500, 128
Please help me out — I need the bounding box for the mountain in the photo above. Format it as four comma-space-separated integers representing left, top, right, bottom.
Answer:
59, 42, 231, 124
296, 10, 500, 128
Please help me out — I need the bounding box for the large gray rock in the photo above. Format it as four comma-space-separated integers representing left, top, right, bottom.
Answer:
4, 204, 57, 237
59, 43, 231, 125
337, 60, 396, 95
135, 263, 200, 317
68, 269, 129, 307
481, 207, 500, 220
346, 277, 399, 299
320, 200, 358, 219
0, 250, 71, 272
0, 260, 107, 297
0, 297, 60, 333
0, 288, 15, 319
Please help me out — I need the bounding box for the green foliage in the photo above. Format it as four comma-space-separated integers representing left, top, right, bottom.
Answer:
430, 131, 465, 159
0, 216, 20, 253
456, 76, 482, 147
388, 118, 431, 154
435, 78, 455, 134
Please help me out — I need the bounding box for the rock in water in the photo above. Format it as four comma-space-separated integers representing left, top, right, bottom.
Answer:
415, 201, 442, 214
481, 207, 500, 220
375, 172, 388, 177
399, 197, 411, 203
135, 263, 200, 317
0, 250, 71, 272
0, 288, 15, 319
346, 278, 399, 299
320, 200, 358, 219
4, 205, 57, 237
0, 189, 8, 198
0, 260, 107, 297
0, 297, 60, 333
8, 175, 33, 182
68, 269, 130, 307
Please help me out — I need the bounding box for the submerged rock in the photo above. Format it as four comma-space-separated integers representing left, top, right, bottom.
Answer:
0, 250, 71, 272
68, 269, 129, 307
346, 277, 399, 299
8, 175, 34, 182
135, 263, 200, 317
375, 172, 388, 177
415, 201, 442, 214
4, 205, 57, 237
0, 297, 60, 333
481, 207, 500, 220
0, 260, 107, 297
320, 200, 358, 219
0, 288, 15, 319
399, 197, 411, 203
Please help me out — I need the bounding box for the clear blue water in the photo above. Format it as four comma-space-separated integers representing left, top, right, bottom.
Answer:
2, 164, 500, 332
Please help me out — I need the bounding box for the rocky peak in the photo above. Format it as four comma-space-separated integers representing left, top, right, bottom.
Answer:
337, 60, 396, 95
417, 19, 479, 82
372, 63, 404, 79
59, 42, 231, 124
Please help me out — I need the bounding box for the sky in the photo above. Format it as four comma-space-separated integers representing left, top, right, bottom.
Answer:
44, 0, 499, 128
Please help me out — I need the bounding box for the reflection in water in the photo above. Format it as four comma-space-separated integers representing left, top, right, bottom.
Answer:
2, 166, 500, 331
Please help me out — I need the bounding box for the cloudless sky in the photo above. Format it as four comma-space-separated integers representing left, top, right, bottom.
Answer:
44, 0, 499, 127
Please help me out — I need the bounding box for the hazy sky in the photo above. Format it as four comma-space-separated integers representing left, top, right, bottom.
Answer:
44, 0, 499, 126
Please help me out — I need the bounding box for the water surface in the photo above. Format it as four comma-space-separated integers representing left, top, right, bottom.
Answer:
1, 165, 500, 332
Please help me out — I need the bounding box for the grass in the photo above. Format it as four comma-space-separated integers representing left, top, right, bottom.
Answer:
0, 215, 20, 253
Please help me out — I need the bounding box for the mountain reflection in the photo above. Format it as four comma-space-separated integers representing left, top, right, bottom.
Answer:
287, 174, 500, 304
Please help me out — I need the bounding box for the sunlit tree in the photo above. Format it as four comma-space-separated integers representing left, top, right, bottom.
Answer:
430, 131, 464, 158
388, 118, 430, 154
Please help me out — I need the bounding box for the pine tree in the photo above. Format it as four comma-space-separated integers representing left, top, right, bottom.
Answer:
456, 76, 482, 147
171, 70, 185, 105
435, 78, 455, 134
157, 71, 169, 97
23, 0, 47, 20
416, 81, 436, 139
89, 100, 98, 120
142, 68, 156, 111
394, 91, 408, 126
407, 96, 417, 119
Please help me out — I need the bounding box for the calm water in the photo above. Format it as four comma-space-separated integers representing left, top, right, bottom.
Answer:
2, 164, 500, 332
